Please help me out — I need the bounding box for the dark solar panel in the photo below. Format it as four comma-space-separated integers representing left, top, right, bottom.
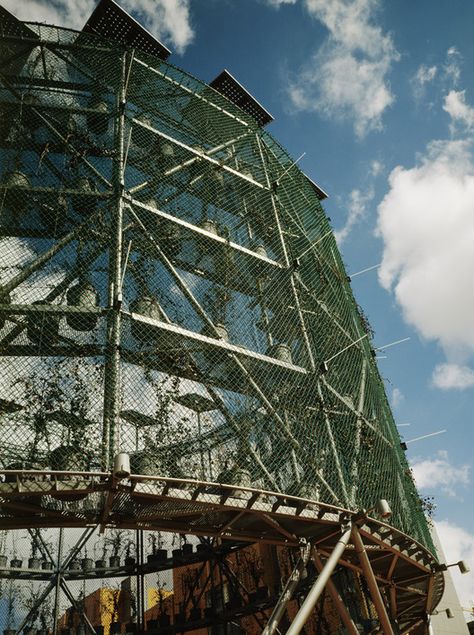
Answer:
0, 6, 38, 39
0, 7, 39, 77
83, 0, 171, 60
209, 69, 273, 127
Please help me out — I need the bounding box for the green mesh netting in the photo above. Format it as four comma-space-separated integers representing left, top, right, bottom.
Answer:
0, 20, 432, 551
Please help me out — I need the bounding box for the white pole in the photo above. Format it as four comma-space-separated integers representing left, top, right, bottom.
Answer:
374, 337, 410, 352
349, 263, 381, 278
406, 429, 447, 444
262, 543, 311, 635
286, 524, 352, 635
295, 229, 333, 262
325, 333, 369, 364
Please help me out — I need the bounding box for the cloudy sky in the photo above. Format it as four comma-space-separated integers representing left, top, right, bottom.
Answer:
4, 0, 474, 614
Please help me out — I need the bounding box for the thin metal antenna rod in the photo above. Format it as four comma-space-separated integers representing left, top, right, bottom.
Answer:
374, 337, 410, 352
294, 229, 333, 264
325, 333, 369, 365
406, 430, 447, 444
277, 152, 306, 182
349, 263, 381, 278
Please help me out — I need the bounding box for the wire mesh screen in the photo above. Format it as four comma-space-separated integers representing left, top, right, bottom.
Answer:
0, 527, 177, 635
0, 527, 383, 635
0, 21, 432, 552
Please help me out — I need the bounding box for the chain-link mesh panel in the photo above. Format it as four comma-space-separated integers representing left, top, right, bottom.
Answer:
0, 21, 433, 553
2, 526, 395, 634
0, 527, 181, 635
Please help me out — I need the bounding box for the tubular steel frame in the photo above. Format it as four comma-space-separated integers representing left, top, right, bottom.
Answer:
0, 16, 443, 634
0, 469, 444, 633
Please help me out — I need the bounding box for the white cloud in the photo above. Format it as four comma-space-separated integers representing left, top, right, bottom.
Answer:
415, 64, 438, 85
1, 0, 194, 54
123, 0, 194, 54
370, 160, 384, 177
391, 387, 404, 407
287, 0, 399, 137
432, 363, 474, 390
334, 187, 374, 244
444, 46, 462, 85
411, 451, 470, 497
0, 238, 36, 281
435, 520, 474, 610
377, 138, 474, 356
444, 90, 474, 131
265, 0, 297, 5
1, 0, 95, 30
334, 158, 383, 243
411, 64, 437, 101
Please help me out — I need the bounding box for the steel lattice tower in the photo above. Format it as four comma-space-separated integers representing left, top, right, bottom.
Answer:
0, 3, 445, 633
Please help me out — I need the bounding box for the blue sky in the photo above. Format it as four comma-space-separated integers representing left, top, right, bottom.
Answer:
4, 0, 474, 612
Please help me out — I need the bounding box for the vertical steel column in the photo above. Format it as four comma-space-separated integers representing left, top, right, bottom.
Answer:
349, 358, 367, 506
255, 134, 316, 372
138, 529, 145, 629
317, 381, 350, 507
352, 526, 395, 635
286, 523, 352, 635
135, 530, 142, 633
53, 528, 64, 635
102, 51, 127, 468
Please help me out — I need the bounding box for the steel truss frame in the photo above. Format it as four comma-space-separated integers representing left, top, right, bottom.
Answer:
0, 20, 442, 635
0, 53, 380, 509
0, 469, 443, 633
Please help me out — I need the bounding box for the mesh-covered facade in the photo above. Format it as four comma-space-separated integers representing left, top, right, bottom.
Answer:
0, 11, 449, 633
0, 15, 434, 550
